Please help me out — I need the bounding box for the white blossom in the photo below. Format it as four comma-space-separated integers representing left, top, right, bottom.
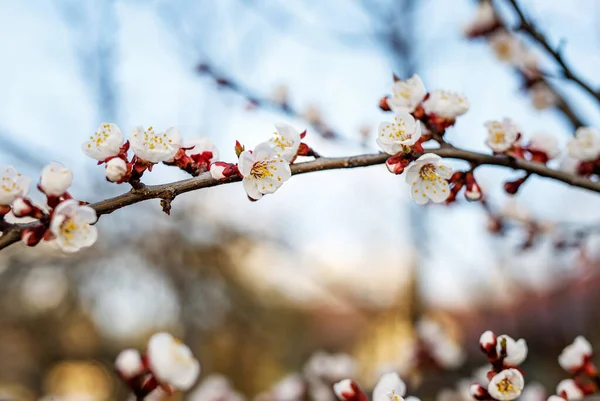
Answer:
528, 133, 560, 159
567, 127, 600, 161
480, 331, 496, 348
488, 369, 524, 401
105, 158, 128, 182
373, 372, 406, 401
238, 142, 291, 200
147, 332, 200, 391
377, 112, 422, 155
82, 123, 124, 161
530, 82, 557, 110
559, 336, 592, 372
130, 126, 183, 163
422, 90, 469, 119
496, 335, 528, 367
489, 31, 522, 64
388, 75, 427, 114
185, 137, 219, 162
115, 349, 144, 379
463, 1, 497, 37
417, 318, 465, 369
333, 379, 355, 401
485, 118, 520, 153
0, 166, 30, 206
270, 373, 305, 401
405, 154, 452, 205
556, 379, 583, 401
49, 199, 98, 253
40, 162, 72, 196
269, 123, 302, 162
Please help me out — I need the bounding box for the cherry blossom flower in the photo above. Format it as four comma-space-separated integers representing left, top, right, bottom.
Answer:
147, 332, 200, 391
82, 123, 124, 161
49, 199, 98, 253
422, 90, 469, 119
405, 154, 452, 205
40, 162, 73, 197
115, 349, 144, 379
388, 75, 427, 114
488, 369, 524, 401
556, 379, 583, 401
184, 137, 219, 166
463, 1, 497, 37
130, 126, 183, 163
496, 335, 528, 367
238, 142, 291, 200
333, 379, 360, 401
105, 158, 128, 183
567, 127, 600, 161
480, 330, 497, 351
558, 336, 592, 372
377, 112, 423, 155
0, 166, 30, 206
527, 133, 560, 160
530, 82, 557, 110
269, 123, 302, 162
489, 31, 522, 64
485, 118, 520, 153
373, 372, 406, 401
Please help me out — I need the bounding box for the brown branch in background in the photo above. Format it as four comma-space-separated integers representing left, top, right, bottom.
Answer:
2, 146, 600, 251
506, 0, 600, 105
196, 63, 347, 142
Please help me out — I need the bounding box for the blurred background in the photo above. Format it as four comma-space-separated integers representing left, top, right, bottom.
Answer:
1, 0, 600, 400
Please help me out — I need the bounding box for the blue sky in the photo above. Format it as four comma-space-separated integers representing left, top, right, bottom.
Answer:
2, 0, 600, 318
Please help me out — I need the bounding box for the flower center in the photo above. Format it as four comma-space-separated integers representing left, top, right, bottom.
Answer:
137, 127, 173, 151
419, 163, 438, 181
272, 133, 293, 149
390, 117, 409, 140
496, 378, 515, 395
88, 123, 112, 148
60, 218, 80, 242
491, 131, 505, 143
250, 160, 275, 179
387, 390, 402, 401
1, 177, 16, 193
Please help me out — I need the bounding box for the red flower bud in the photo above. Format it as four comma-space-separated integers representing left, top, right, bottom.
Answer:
235, 141, 245, 158
379, 96, 391, 111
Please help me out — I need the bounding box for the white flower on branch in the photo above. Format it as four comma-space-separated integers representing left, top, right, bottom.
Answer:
82, 122, 124, 161
269, 123, 302, 162
556, 379, 584, 401
184, 137, 219, 163
496, 335, 528, 367
463, 1, 497, 37
388, 74, 427, 114
333, 379, 356, 401
567, 127, 600, 162
489, 31, 522, 64
558, 336, 592, 372
49, 199, 98, 253
238, 142, 291, 200
485, 118, 520, 153
373, 372, 406, 401
130, 126, 183, 163
488, 369, 524, 401
377, 112, 422, 155
115, 348, 144, 379
422, 90, 469, 119
530, 82, 557, 110
147, 332, 200, 391
527, 133, 560, 160
406, 154, 452, 205
40, 162, 73, 197
105, 158, 128, 183
0, 166, 30, 206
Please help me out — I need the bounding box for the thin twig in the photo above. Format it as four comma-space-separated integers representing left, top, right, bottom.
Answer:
506, 0, 600, 104
1, 147, 599, 251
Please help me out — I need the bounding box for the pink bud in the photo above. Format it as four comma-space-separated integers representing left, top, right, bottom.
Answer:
333, 379, 368, 401
465, 172, 482, 201
479, 330, 497, 358
115, 349, 145, 379
210, 162, 228, 180
105, 158, 128, 183
470, 384, 489, 400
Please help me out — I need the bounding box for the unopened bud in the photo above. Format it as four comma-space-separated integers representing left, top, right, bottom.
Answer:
465, 172, 482, 201
21, 226, 45, 247
105, 158, 128, 183
470, 384, 489, 401
12, 197, 44, 219
479, 330, 497, 358
210, 162, 239, 181
333, 379, 367, 401
503, 176, 528, 195
235, 141, 245, 158
379, 96, 391, 111
40, 162, 72, 197
115, 349, 145, 379
386, 155, 410, 175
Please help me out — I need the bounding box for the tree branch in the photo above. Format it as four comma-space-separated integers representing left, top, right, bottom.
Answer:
506, 0, 600, 105
1, 146, 599, 251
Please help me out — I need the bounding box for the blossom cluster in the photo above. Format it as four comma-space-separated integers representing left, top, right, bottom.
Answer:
474, 330, 528, 401
334, 372, 419, 401
547, 336, 598, 401
0, 162, 97, 252
114, 332, 200, 400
